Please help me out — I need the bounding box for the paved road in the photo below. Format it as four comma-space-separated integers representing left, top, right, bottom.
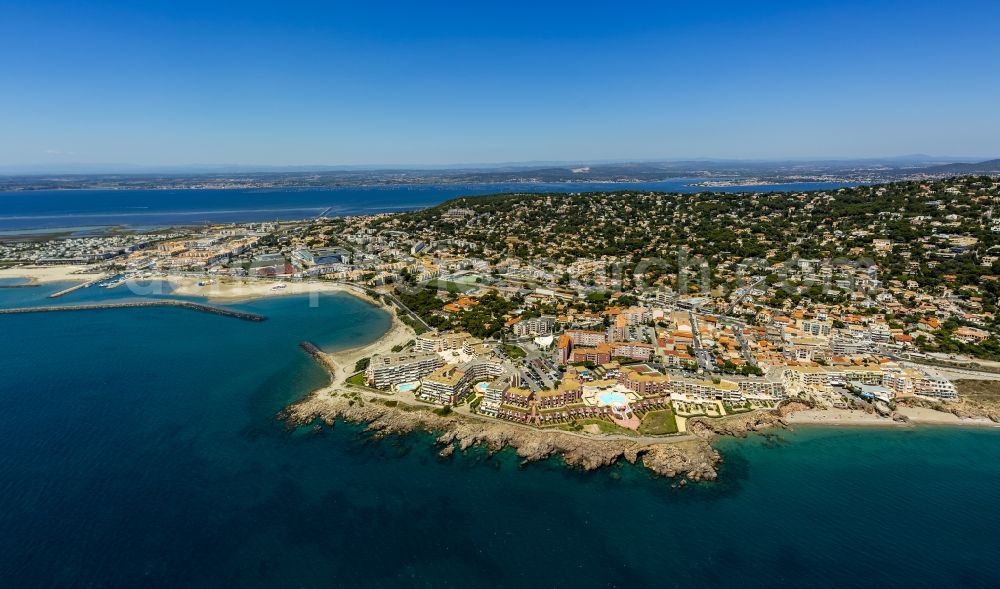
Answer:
376, 289, 433, 332
901, 361, 1000, 381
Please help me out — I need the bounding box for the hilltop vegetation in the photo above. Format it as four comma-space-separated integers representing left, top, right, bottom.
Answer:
378, 177, 1000, 299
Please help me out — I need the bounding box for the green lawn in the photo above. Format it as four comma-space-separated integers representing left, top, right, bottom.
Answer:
346, 372, 367, 387
723, 401, 753, 414
502, 344, 527, 359
568, 418, 636, 435
424, 275, 483, 292
468, 394, 483, 412
638, 410, 679, 435
425, 279, 465, 292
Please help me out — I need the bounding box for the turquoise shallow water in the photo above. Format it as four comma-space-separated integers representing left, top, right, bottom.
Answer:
0, 284, 998, 588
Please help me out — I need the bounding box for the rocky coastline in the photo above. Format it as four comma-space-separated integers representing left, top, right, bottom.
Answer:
279, 377, 1000, 485
686, 409, 788, 438
281, 388, 724, 481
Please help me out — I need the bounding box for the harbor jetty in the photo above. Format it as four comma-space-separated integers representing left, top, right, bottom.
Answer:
299, 341, 338, 374
0, 300, 266, 321
48, 276, 106, 298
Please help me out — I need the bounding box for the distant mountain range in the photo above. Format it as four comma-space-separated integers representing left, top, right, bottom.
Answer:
903, 159, 1000, 175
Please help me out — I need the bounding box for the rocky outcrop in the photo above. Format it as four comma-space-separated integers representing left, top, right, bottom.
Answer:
640, 442, 721, 480
282, 389, 722, 481
685, 410, 784, 439
777, 401, 811, 417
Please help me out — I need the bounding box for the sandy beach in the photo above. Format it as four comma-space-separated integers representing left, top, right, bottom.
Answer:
163, 276, 416, 384
784, 407, 999, 428
783, 408, 889, 426
895, 406, 998, 427
323, 312, 415, 386
0, 265, 100, 283
164, 275, 378, 303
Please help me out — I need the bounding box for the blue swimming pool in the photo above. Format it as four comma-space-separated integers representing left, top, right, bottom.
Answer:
398, 382, 418, 392
598, 392, 627, 405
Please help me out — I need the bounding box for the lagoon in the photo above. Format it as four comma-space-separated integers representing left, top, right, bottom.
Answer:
0, 181, 858, 233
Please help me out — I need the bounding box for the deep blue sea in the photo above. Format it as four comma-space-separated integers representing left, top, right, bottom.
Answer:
0, 283, 999, 588
0, 180, 857, 233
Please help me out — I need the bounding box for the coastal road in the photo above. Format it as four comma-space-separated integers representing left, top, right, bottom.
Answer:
901, 362, 1000, 382
288, 278, 433, 333
375, 289, 433, 332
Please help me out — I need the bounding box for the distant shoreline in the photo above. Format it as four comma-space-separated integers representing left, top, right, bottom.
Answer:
0, 177, 867, 194
0, 180, 874, 236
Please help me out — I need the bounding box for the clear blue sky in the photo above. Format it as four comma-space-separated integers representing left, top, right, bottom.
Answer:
1, 0, 998, 169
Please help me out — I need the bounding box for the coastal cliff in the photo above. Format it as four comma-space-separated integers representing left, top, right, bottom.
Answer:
281, 389, 722, 481
280, 379, 1000, 485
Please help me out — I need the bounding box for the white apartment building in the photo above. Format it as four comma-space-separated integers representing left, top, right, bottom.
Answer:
513, 316, 556, 337
918, 376, 959, 400
565, 330, 607, 347
801, 319, 833, 338
831, 337, 872, 356
366, 353, 445, 388
414, 331, 475, 353
419, 357, 511, 405
619, 306, 652, 326
420, 364, 468, 405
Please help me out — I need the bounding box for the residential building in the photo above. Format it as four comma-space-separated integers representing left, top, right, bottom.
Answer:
919, 376, 959, 400
414, 331, 475, 353
420, 364, 468, 405
366, 352, 445, 388
513, 315, 556, 337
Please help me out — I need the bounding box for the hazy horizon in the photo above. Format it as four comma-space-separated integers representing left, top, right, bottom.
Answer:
2, 154, 999, 177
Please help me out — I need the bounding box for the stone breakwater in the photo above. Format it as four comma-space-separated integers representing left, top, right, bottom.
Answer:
299, 341, 340, 373
281, 389, 722, 481
0, 301, 266, 321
